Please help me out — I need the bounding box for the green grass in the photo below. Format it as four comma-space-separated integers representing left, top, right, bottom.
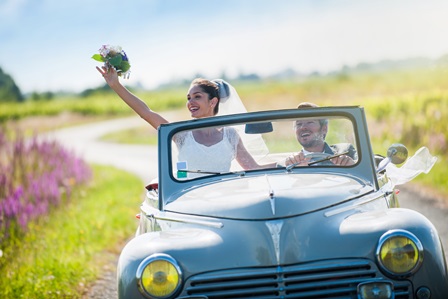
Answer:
0, 88, 187, 123
0, 165, 143, 299
414, 156, 447, 194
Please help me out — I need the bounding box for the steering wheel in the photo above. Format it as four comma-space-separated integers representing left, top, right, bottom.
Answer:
304, 152, 334, 166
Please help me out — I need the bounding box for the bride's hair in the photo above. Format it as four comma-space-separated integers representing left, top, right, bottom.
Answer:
192, 78, 269, 156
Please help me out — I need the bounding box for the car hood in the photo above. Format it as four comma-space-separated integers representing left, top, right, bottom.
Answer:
165, 173, 374, 219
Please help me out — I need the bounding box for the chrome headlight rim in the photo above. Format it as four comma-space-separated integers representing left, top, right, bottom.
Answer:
376, 229, 423, 278
136, 253, 182, 299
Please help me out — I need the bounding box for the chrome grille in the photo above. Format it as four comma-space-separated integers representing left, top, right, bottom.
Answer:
184, 260, 411, 298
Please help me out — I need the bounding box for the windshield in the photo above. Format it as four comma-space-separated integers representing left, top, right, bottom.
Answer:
171, 115, 358, 181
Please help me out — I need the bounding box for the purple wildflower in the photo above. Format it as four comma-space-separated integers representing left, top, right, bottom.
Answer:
0, 127, 91, 243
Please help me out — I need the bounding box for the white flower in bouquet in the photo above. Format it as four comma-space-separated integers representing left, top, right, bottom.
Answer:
92, 44, 131, 79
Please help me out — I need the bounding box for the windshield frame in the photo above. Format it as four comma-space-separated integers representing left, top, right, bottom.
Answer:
157, 106, 378, 209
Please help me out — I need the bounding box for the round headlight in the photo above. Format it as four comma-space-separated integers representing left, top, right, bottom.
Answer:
376, 230, 423, 278
136, 254, 182, 298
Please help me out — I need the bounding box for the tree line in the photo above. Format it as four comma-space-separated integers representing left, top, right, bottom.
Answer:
0, 67, 23, 103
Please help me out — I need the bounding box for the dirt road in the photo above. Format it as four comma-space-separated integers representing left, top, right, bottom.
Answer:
44, 116, 448, 299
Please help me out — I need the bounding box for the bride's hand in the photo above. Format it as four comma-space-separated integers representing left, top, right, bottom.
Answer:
96, 66, 119, 87
285, 152, 309, 167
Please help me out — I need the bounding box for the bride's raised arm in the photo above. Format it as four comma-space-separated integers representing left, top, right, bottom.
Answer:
96, 66, 169, 129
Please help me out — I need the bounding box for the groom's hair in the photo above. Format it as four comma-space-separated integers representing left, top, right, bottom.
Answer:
297, 102, 328, 127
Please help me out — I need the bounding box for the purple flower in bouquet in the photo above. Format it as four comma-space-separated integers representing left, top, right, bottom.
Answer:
92, 44, 131, 79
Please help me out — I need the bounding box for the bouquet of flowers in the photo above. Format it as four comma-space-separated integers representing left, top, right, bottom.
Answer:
92, 45, 131, 79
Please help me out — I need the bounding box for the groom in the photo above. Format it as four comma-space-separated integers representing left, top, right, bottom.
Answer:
287, 102, 357, 166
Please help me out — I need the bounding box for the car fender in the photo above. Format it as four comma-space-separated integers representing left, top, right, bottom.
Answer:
340, 208, 448, 291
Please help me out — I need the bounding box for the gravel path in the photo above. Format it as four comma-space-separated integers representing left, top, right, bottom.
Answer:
44, 116, 447, 299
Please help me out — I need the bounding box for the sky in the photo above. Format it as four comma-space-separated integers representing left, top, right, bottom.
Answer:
1, 0, 448, 94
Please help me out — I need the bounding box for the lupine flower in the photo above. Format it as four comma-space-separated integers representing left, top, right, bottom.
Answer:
0, 128, 92, 243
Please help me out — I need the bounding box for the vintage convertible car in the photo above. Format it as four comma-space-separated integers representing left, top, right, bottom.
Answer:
117, 106, 448, 299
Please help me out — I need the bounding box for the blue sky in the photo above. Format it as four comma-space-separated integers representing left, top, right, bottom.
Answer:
1, 0, 448, 93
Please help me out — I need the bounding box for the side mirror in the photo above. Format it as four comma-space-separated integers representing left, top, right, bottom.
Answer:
376, 144, 408, 173
387, 143, 408, 165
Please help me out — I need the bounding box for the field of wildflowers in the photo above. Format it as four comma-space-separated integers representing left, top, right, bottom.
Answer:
0, 127, 92, 257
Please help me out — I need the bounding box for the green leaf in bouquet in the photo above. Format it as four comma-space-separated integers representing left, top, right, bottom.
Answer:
108, 55, 123, 67
92, 54, 105, 62
120, 61, 131, 73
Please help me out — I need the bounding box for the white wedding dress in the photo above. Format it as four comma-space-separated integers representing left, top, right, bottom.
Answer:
175, 128, 240, 178
169, 79, 268, 179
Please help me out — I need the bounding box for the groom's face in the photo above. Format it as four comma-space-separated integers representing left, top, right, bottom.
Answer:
294, 119, 327, 149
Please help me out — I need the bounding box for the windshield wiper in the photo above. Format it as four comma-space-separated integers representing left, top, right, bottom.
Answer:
178, 169, 222, 175
285, 151, 350, 170
177, 169, 246, 176
308, 151, 350, 166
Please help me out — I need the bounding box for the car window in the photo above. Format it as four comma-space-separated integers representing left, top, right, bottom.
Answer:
170, 116, 358, 181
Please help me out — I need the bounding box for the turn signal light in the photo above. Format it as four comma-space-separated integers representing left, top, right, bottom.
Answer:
358, 281, 393, 299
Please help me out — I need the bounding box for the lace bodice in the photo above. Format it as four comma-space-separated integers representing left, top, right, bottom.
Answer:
175, 127, 239, 177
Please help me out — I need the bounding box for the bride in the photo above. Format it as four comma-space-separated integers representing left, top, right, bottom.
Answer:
97, 67, 271, 174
